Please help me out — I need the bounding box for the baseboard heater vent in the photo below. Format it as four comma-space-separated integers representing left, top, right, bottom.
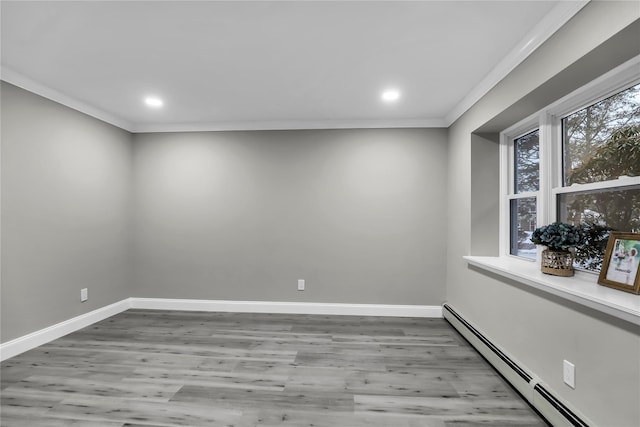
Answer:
443, 303, 591, 427
443, 303, 532, 383
534, 384, 589, 427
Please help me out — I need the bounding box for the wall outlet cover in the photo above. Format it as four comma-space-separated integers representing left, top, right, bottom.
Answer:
563, 360, 575, 389
80, 288, 88, 302
297, 279, 305, 291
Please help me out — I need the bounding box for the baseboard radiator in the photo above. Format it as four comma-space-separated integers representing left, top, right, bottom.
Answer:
443, 303, 590, 427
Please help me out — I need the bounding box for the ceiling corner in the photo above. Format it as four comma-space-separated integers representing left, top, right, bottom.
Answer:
443, 0, 590, 127
1, 66, 135, 132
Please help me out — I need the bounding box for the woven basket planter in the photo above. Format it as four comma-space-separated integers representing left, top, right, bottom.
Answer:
541, 248, 575, 276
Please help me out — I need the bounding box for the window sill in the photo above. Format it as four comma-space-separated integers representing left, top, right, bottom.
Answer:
463, 256, 640, 326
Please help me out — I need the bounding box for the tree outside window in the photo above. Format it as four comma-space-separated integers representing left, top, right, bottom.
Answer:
560, 83, 640, 271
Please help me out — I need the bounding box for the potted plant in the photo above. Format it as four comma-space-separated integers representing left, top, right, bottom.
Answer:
530, 222, 585, 276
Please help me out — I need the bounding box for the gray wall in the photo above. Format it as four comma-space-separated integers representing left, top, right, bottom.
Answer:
0, 83, 447, 344
447, 3, 640, 427
470, 133, 499, 256
1, 82, 133, 342
3, 3, 638, 424
131, 129, 447, 304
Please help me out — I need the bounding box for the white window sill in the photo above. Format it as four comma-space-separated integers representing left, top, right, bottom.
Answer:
463, 256, 640, 326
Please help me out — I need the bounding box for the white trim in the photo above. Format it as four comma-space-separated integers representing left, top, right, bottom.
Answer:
1, 66, 444, 131
0, 1, 588, 134
444, 0, 589, 126
129, 118, 446, 133
546, 110, 564, 229
501, 122, 541, 259
507, 192, 539, 201
499, 54, 640, 264
499, 132, 509, 257
464, 256, 640, 326
1, 68, 444, 133
0, 299, 132, 361
129, 298, 442, 318
0, 298, 441, 361
552, 176, 640, 195
1, 66, 135, 132
539, 112, 554, 230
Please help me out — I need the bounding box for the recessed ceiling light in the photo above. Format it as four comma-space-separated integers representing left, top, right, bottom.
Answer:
381, 89, 400, 102
144, 96, 164, 108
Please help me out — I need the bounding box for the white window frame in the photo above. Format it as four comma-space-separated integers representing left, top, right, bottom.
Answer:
500, 124, 541, 261
500, 55, 640, 266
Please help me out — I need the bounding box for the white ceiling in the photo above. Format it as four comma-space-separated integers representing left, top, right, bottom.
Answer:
1, 1, 587, 133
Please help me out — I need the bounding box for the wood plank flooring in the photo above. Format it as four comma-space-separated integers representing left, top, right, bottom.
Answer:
1, 310, 548, 426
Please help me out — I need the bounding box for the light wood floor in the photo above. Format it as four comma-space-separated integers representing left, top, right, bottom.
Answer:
1, 310, 548, 426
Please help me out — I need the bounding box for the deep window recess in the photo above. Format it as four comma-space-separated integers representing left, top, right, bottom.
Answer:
502, 58, 640, 271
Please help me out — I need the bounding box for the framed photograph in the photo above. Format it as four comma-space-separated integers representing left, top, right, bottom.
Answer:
598, 232, 640, 294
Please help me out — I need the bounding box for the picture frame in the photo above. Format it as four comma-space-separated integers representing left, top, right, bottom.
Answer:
598, 232, 640, 295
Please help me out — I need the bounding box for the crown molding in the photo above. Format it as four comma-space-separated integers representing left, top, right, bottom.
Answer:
1, 1, 589, 133
444, 0, 590, 127
131, 118, 446, 133
2, 66, 443, 132
1, 66, 135, 132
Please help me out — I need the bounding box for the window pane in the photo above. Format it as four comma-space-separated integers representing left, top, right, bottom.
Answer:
558, 185, 640, 271
562, 83, 640, 186
514, 130, 539, 193
510, 197, 537, 259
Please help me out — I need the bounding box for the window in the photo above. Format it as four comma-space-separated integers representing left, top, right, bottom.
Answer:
508, 130, 539, 260
562, 84, 640, 186
502, 57, 640, 272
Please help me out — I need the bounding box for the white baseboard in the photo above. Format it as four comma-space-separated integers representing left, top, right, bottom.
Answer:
0, 299, 131, 361
1, 298, 441, 362
129, 298, 443, 318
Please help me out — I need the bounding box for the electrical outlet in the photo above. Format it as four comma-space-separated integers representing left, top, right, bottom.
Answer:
80, 288, 88, 302
563, 360, 575, 389
298, 279, 305, 291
